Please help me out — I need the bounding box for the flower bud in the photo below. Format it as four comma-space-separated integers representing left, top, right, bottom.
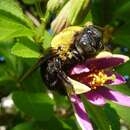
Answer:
51, 0, 91, 33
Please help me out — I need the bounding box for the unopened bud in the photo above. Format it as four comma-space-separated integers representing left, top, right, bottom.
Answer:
47, 0, 68, 12
51, 0, 91, 33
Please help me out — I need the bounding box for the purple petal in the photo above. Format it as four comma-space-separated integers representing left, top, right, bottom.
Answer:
97, 87, 130, 107
85, 56, 128, 70
106, 72, 126, 85
70, 95, 93, 130
85, 90, 106, 106
96, 51, 129, 62
69, 64, 90, 75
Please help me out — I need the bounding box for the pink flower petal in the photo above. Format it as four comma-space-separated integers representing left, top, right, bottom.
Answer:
85, 56, 128, 70
112, 54, 129, 63
97, 87, 130, 107
96, 51, 129, 63
69, 64, 90, 75
106, 72, 126, 85
85, 90, 106, 106
70, 95, 93, 130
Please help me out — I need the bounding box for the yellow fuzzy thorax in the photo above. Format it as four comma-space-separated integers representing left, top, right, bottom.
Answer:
51, 26, 83, 60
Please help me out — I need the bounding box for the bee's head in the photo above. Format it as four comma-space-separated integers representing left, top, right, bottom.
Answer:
85, 25, 103, 51
76, 25, 104, 57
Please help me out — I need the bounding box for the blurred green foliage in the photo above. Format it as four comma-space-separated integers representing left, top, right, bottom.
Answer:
0, 0, 130, 130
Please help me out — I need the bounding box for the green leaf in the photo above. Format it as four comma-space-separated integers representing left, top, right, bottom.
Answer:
0, 0, 33, 27
110, 102, 130, 126
12, 92, 54, 121
0, 0, 24, 21
42, 31, 53, 50
22, 0, 39, 5
11, 38, 42, 58
82, 95, 111, 130
12, 122, 37, 130
0, 41, 23, 83
38, 116, 71, 130
21, 61, 45, 93
91, 0, 116, 25
112, 35, 130, 48
116, 61, 130, 76
62, 117, 79, 130
104, 104, 120, 130
113, 1, 130, 22
91, 0, 130, 25
0, 22, 34, 41
81, 11, 92, 25
12, 119, 71, 130
0, 10, 35, 41
112, 22, 130, 48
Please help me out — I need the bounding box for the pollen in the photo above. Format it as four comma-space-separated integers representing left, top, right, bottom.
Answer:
88, 70, 116, 89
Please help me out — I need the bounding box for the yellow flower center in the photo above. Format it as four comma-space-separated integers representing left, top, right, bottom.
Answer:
88, 70, 116, 89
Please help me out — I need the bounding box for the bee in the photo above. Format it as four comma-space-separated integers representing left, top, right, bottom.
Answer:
40, 25, 103, 95
19, 25, 103, 95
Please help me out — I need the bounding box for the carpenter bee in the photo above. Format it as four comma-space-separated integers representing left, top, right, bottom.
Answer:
19, 25, 103, 95
40, 25, 103, 95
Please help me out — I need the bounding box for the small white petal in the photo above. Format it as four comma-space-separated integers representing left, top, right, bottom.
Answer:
68, 77, 91, 94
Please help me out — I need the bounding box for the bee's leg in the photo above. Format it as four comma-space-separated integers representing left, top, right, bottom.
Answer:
44, 57, 74, 95
52, 57, 74, 95
71, 49, 85, 62
57, 70, 74, 95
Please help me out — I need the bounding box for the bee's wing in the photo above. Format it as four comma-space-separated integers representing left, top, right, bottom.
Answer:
19, 55, 52, 82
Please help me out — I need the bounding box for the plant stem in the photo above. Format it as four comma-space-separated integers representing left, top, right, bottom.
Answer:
35, 11, 51, 44
35, 2, 43, 18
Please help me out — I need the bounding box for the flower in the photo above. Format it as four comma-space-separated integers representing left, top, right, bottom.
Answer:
67, 51, 130, 130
